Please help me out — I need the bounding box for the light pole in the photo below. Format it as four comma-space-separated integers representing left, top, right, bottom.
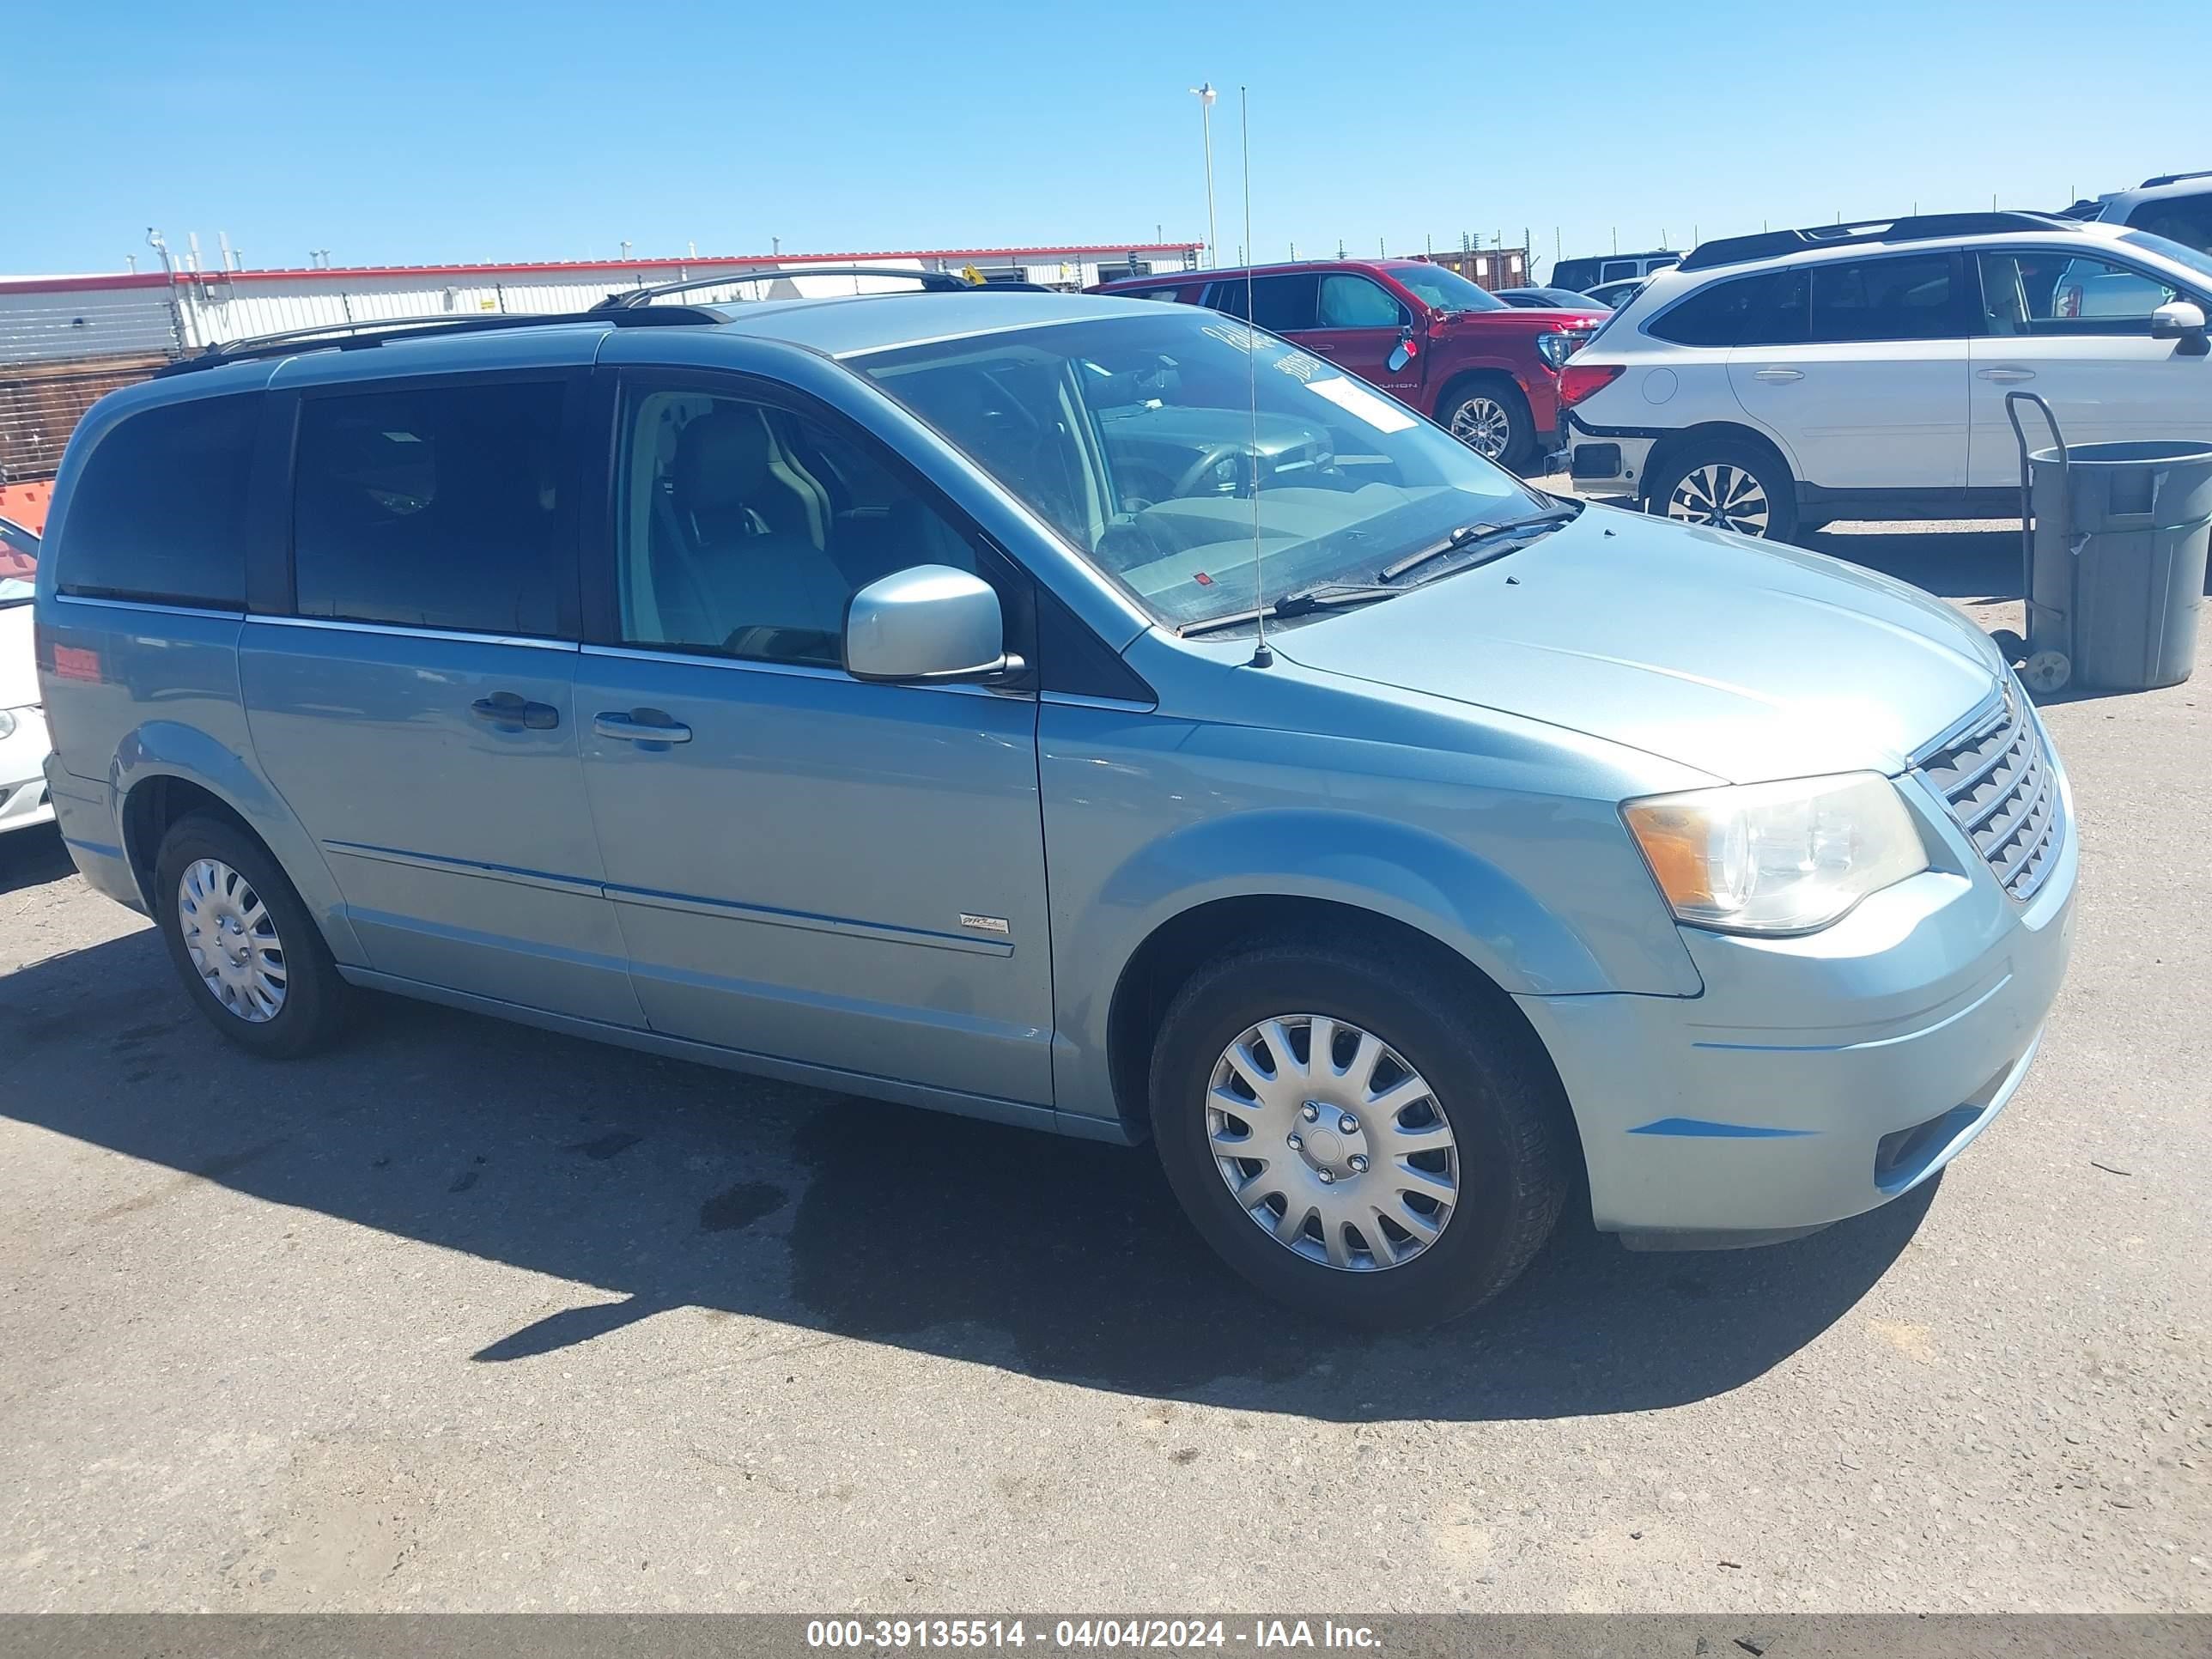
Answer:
1188, 82, 1218, 266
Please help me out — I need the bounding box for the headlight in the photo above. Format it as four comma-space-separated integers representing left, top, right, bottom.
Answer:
1534, 331, 1577, 370
0, 708, 16, 741
1622, 772, 1928, 934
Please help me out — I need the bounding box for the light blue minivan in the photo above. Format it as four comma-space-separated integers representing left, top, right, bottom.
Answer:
33, 282, 2076, 1325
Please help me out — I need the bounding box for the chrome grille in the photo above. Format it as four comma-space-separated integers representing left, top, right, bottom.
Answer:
1916, 683, 2063, 903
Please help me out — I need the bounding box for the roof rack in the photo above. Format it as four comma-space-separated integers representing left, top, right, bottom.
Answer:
592, 265, 994, 309
1676, 211, 2081, 273
155, 306, 721, 377
2141, 169, 2212, 189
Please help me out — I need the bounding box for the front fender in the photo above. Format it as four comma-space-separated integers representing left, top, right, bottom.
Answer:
1050, 805, 1674, 1126
114, 722, 365, 963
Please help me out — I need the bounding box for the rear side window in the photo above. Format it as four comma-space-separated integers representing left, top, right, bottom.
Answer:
58, 393, 258, 608
2125, 193, 2212, 258
1648, 270, 1808, 348
1808, 254, 1959, 343
292, 380, 568, 638
1207, 274, 1318, 333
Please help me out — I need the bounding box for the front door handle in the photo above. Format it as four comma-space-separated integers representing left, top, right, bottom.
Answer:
594, 710, 693, 744
1978, 367, 2037, 383
1751, 367, 1806, 383
471, 692, 559, 730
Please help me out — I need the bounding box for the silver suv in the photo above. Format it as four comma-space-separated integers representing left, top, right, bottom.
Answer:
33, 281, 2075, 1325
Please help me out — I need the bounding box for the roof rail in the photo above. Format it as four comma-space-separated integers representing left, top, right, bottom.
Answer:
2141, 169, 2212, 188
1676, 211, 2081, 273
592, 265, 981, 309
155, 306, 721, 377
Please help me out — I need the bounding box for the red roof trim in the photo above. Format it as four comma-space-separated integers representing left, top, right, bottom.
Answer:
0, 244, 1203, 298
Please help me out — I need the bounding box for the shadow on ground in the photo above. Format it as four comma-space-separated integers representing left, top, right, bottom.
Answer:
0, 925, 1933, 1422
0, 823, 70, 896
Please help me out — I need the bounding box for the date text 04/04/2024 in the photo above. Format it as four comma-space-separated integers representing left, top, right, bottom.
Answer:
805, 1621, 1382, 1650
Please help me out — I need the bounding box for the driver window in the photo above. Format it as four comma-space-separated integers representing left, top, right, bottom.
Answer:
1316, 275, 1408, 330
615, 388, 988, 668
1979, 252, 2179, 335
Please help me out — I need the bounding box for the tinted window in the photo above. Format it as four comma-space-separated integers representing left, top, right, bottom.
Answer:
1649, 270, 1808, 347
1207, 274, 1317, 332
1316, 274, 1409, 328
292, 380, 568, 637
1980, 251, 2180, 334
615, 387, 1000, 669
2126, 193, 2212, 258
1808, 254, 1958, 343
58, 393, 258, 607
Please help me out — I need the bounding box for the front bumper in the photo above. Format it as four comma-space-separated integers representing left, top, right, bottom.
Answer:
1518, 736, 2078, 1243
0, 707, 55, 834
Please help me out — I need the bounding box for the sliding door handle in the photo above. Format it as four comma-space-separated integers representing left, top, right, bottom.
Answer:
595, 710, 693, 744
471, 692, 560, 730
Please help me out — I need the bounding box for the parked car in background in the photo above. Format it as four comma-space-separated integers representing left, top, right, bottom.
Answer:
1494, 286, 1607, 310
1091, 258, 1605, 471
0, 515, 53, 836
1581, 277, 1649, 310
2060, 171, 2212, 257
1551, 251, 1680, 293
1561, 211, 2212, 540
36, 288, 2075, 1326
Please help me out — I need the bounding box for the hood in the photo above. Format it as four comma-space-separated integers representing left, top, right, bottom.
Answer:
0, 604, 37, 709
1271, 507, 2002, 784
1437, 306, 1607, 335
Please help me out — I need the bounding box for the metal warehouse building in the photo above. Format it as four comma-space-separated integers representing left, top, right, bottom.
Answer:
0, 240, 1200, 486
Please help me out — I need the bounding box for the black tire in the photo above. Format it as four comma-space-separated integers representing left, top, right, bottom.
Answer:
1147, 939, 1574, 1328
1437, 376, 1536, 474
153, 812, 349, 1058
1645, 439, 1799, 543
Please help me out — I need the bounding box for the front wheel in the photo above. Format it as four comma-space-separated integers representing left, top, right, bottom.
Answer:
1439, 380, 1535, 473
1646, 441, 1799, 542
1148, 939, 1573, 1328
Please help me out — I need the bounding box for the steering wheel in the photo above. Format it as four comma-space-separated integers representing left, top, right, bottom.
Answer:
1169, 446, 1254, 502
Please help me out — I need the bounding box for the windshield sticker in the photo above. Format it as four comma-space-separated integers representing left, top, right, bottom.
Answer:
1304, 374, 1418, 433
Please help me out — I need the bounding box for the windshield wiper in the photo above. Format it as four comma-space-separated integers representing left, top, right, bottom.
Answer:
1175, 582, 1401, 638
1378, 502, 1583, 583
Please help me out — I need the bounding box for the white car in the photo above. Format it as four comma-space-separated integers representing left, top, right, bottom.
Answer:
1559, 211, 2212, 539
2061, 171, 2212, 258
0, 516, 53, 836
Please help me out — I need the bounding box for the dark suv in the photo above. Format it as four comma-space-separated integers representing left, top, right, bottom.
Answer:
1091, 259, 1603, 471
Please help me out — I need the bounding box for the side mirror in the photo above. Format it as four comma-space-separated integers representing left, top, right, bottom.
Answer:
843, 564, 1018, 684
2151, 300, 2209, 356
1386, 327, 1419, 374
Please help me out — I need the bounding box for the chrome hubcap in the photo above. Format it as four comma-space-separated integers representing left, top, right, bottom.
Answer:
1206, 1014, 1459, 1273
1666, 462, 1771, 536
178, 858, 287, 1023
1447, 396, 1514, 460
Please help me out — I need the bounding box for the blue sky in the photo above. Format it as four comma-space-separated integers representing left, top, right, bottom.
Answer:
12, 0, 2209, 278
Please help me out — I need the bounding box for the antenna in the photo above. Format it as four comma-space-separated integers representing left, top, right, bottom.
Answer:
1241, 85, 1270, 670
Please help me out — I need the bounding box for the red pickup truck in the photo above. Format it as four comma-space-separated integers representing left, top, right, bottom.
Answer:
1089, 258, 1605, 472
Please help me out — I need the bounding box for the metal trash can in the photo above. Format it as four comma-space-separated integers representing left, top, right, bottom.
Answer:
2008, 392, 2212, 693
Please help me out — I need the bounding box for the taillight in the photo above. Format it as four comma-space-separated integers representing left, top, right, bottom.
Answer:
1556, 363, 1626, 408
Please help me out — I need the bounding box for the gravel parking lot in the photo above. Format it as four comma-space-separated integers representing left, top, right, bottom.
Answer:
2, 518, 2206, 1613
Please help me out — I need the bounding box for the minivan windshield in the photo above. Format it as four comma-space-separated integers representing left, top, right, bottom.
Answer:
1384, 264, 1506, 313
853, 311, 1548, 630
0, 518, 37, 607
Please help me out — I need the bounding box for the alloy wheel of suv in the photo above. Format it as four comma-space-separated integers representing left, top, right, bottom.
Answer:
1647, 441, 1799, 543
1439, 379, 1533, 471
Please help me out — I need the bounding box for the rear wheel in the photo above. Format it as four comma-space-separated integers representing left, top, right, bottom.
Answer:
154, 813, 349, 1057
1148, 939, 1573, 1328
1647, 440, 1798, 542
1439, 378, 1535, 473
